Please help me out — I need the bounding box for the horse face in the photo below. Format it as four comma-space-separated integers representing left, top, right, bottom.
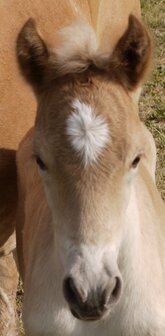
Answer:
33, 78, 144, 320
17, 15, 151, 320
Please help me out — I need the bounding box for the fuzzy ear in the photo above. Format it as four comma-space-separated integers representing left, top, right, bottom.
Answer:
17, 19, 49, 94
109, 15, 152, 90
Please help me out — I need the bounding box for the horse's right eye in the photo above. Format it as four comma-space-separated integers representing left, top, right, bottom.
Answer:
35, 156, 47, 170
131, 155, 141, 169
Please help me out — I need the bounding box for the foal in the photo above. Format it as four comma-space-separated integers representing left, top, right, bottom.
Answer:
16, 14, 165, 336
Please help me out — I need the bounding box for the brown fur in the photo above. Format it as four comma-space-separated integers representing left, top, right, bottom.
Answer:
0, 150, 17, 248
14, 6, 165, 334
16, 77, 165, 335
17, 15, 151, 93
0, 0, 140, 150
0, 0, 141, 333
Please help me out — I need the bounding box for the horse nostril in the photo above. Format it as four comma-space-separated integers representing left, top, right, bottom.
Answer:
63, 277, 87, 306
63, 276, 122, 321
108, 276, 122, 305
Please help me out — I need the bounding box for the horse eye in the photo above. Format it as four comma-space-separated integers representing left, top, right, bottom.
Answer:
131, 155, 141, 169
35, 155, 47, 170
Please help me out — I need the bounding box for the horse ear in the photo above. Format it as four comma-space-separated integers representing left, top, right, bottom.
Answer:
17, 19, 49, 94
109, 15, 152, 90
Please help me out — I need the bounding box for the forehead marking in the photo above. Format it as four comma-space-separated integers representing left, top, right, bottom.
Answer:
66, 99, 109, 166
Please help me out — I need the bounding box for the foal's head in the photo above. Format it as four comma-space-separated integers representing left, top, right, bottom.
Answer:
17, 16, 151, 321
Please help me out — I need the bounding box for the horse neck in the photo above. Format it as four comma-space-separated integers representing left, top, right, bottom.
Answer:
120, 171, 165, 301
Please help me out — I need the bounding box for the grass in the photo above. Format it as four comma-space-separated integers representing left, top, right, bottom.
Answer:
16, 1, 165, 334
140, 0, 165, 199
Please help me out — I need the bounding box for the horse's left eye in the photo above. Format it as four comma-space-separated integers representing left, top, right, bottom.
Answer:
35, 155, 47, 170
131, 155, 141, 169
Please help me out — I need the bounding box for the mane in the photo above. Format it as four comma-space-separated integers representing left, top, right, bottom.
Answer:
52, 21, 103, 76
